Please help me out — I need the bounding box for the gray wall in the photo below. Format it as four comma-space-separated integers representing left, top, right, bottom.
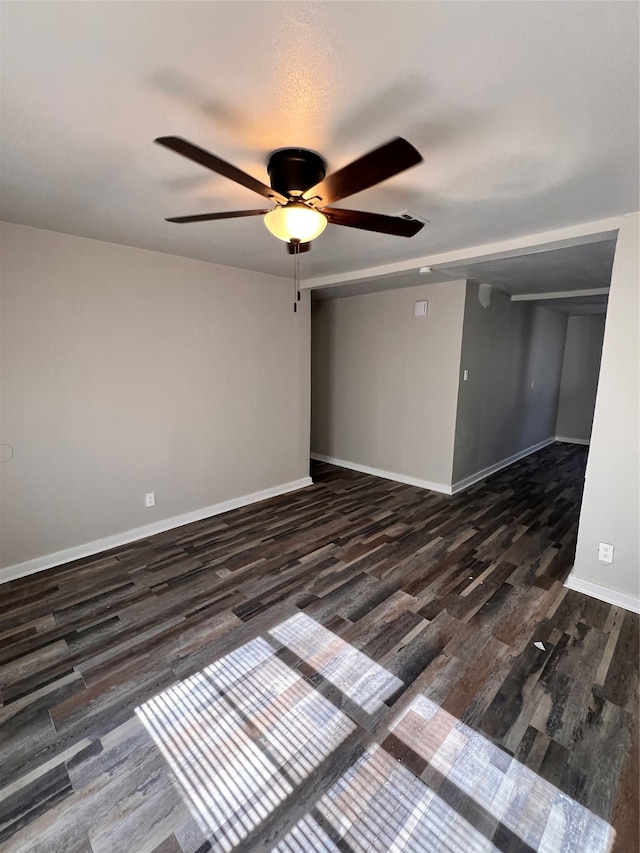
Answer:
555, 314, 605, 442
0, 222, 311, 571
452, 282, 567, 485
311, 281, 466, 489
570, 213, 639, 603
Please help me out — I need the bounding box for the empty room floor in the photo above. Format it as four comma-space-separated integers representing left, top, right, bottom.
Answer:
0, 443, 638, 852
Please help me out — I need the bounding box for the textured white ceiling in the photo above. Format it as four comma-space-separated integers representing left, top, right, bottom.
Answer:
1, 1, 638, 284
442, 239, 616, 314
443, 241, 617, 295
312, 239, 615, 314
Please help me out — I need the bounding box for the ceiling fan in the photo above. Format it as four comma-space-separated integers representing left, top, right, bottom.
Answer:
155, 136, 425, 253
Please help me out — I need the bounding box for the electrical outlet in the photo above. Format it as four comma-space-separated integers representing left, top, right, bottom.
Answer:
145, 492, 156, 508
463, 369, 469, 381
598, 542, 614, 564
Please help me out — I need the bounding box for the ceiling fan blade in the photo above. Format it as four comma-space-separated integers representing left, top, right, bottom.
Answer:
323, 207, 424, 237
165, 209, 269, 224
302, 138, 422, 206
287, 241, 311, 254
155, 136, 288, 204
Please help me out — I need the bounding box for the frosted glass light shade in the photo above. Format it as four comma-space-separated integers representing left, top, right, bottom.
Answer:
264, 202, 327, 243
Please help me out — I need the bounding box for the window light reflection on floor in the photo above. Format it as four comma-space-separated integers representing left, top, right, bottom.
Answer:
136, 614, 615, 853
309, 744, 492, 853
273, 814, 338, 852
136, 633, 358, 851
276, 703, 613, 853
387, 695, 614, 852
269, 612, 403, 713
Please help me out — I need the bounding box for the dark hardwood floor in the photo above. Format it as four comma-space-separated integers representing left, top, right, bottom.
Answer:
0, 443, 638, 852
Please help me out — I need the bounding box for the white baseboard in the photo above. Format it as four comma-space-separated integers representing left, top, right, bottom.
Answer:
555, 436, 590, 446
0, 477, 313, 585
564, 574, 640, 614
451, 437, 556, 494
310, 453, 452, 495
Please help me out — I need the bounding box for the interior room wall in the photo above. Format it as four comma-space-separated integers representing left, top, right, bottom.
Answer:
0, 222, 311, 575
311, 280, 467, 491
555, 314, 606, 443
452, 282, 567, 487
569, 213, 639, 608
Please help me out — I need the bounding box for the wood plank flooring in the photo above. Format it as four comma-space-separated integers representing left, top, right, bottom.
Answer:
0, 443, 637, 852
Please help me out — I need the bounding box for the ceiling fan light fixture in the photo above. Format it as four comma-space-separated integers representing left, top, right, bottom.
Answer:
264, 202, 327, 244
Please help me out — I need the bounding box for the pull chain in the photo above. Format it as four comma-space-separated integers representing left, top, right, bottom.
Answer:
292, 240, 301, 312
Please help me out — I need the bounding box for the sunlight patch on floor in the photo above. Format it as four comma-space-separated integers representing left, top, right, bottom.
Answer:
136, 615, 614, 853
136, 634, 356, 851
269, 612, 404, 713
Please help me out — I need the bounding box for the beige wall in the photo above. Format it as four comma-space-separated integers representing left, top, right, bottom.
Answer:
570, 213, 639, 604
311, 281, 466, 489
452, 283, 567, 485
555, 314, 605, 442
0, 222, 310, 571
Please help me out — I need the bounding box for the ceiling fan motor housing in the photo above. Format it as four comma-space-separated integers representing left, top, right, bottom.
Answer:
267, 148, 326, 198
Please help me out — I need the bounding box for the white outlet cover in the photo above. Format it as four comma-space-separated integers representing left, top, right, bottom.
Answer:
414, 300, 428, 316
598, 542, 614, 563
